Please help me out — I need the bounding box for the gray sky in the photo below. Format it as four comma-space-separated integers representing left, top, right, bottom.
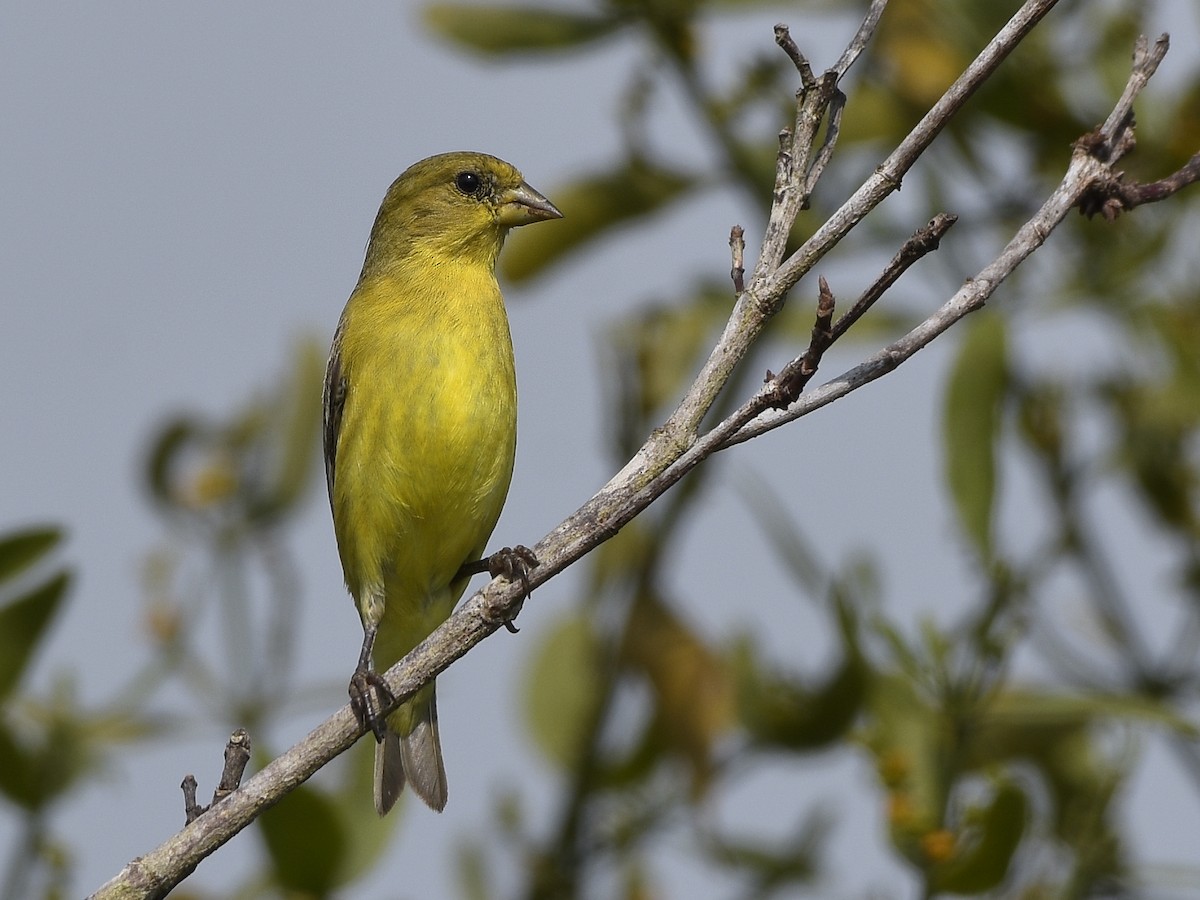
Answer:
3, 1, 1198, 897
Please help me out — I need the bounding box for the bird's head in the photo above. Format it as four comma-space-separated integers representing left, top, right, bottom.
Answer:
363, 151, 561, 275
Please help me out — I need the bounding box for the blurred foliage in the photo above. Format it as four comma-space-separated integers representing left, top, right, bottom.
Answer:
3, 1, 1200, 898
0, 529, 163, 899
943, 312, 1008, 562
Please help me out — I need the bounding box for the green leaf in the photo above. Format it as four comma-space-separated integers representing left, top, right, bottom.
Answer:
942, 312, 1008, 560
0, 572, 70, 699
258, 781, 348, 895
733, 562, 870, 751
0, 724, 40, 807
933, 781, 1028, 894
971, 689, 1199, 763
0, 527, 61, 584
866, 674, 943, 837
523, 613, 601, 768
424, 4, 623, 56
143, 416, 201, 511
705, 810, 827, 890
622, 592, 735, 795
501, 162, 696, 282
733, 637, 868, 751
0, 678, 110, 809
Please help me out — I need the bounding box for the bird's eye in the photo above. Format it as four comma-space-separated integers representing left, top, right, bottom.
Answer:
456, 171, 483, 195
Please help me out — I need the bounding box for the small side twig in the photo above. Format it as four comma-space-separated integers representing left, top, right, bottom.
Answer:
1095, 34, 1170, 162
804, 84, 846, 199
774, 24, 815, 89
833, 0, 890, 78
765, 276, 838, 408
181, 777, 202, 825
1079, 151, 1200, 220
829, 213, 959, 343
764, 212, 957, 409
182, 729, 252, 825
809, 277, 837, 375
729, 225, 746, 293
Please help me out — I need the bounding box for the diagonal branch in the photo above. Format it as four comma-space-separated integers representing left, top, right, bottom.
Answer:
725, 149, 1112, 446
659, 0, 1062, 454
833, 0, 890, 78
763, 212, 959, 410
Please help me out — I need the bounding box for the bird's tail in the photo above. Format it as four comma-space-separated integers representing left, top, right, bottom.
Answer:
374, 682, 447, 815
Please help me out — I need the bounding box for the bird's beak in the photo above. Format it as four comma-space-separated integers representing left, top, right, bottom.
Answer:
497, 181, 563, 227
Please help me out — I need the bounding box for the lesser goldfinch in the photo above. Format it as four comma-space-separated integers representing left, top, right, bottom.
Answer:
323, 152, 561, 814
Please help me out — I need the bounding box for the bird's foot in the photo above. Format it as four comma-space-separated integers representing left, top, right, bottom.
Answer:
349, 667, 394, 742
486, 544, 539, 589
486, 545, 539, 633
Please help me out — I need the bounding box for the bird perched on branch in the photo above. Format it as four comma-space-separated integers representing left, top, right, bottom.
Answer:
323, 151, 561, 814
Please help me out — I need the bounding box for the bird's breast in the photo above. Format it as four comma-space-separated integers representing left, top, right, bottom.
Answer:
331, 269, 518, 599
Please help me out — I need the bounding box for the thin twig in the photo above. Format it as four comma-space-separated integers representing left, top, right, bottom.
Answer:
212, 729, 252, 806
725, 152, 1108, 446
764, 276, 837, 410
804, 86, 846, 199
1080, 150, 1200, 220
182, 729, 252, 825
833, 0, 890, 78
723, 28, 1179, 450
830, 213, 958, 343
181, 776, 201, 826
774, 24, 815, 88
796, 277, 837, 381
763, 213, 958, 408
729, 225, 746, 293
767, 0, 1062, 301
1096, 34, 1170, 162
664, 0, 1062, 455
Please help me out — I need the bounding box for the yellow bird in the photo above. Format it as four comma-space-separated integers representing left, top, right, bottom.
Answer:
323, 152, 561, 814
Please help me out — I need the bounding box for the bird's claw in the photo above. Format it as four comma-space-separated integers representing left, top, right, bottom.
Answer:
349, 668, 394, 743
487, 545, 539, 597
503, 600, 524, 633
486, 545, 537, 633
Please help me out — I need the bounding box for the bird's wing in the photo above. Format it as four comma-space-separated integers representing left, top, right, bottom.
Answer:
322, 319, 347, 505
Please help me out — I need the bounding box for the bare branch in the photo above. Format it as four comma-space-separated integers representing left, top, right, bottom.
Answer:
757, 213, 959, 411
180, 777, 201, 826
212, 729, 252, 807
830, 212, 958, 344
660, 0, 1062, 455
768, 0, 1062, 301
1117, 151, 1200, 207
804, 86, 846, 198
726, 152, 1117, 447
1079, 150, 1200, 220
832, 0, 890, 78
182, 730, 251, 825
1095, 34, 1170, 161
796, 277, 837, 384
773, 24, 815, 88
